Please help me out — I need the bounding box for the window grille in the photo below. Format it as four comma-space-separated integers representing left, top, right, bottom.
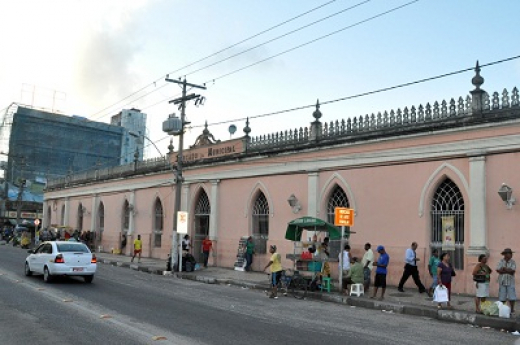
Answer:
431, 178, 465, 270
194, 190, 210, 262
252, 192, 269, 254
154, 199, 163, 247
98, 202, 104, 242
326, 185, 350, 258
123, 201, 130, 233
77, 204, 83, 231
61, 205, 65, 226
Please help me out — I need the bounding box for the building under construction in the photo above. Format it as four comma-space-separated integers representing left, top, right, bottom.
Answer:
0, 104, 126, 227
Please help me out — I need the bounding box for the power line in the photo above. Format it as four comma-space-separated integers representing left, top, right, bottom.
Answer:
206, 0, 420, 84
189, 55, 520, 129
184, 0, 373, 77
112, 0, 419, 117
88, 0, 340, 120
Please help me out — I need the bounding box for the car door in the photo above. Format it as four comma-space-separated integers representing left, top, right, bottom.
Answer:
29, 244, 46, 273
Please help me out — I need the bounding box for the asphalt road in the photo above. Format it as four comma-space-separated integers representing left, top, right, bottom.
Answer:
0, 244, 517, 345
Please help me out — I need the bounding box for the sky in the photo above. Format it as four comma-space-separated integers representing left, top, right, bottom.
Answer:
1, 0, 519, 159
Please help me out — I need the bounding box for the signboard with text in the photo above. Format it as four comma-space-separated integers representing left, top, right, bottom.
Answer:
334, 207, 354, 227
177, 211, 189, 234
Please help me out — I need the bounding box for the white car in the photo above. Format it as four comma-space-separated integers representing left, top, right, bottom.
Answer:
25, 241, 97, 283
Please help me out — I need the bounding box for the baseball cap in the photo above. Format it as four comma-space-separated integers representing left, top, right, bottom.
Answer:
376, 245, 385, 252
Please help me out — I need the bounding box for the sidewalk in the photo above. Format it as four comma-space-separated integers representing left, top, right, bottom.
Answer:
96, 252, 520, 333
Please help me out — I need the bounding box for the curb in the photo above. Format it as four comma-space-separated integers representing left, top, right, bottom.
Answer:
99, 258, 520, 332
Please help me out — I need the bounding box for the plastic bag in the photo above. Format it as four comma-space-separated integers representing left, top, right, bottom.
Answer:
497, 301, 511, 318
481, 301, 499, 316
433, 285, 449, 303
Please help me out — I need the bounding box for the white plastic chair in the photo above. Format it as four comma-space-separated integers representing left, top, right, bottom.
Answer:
350, 283, 364, 297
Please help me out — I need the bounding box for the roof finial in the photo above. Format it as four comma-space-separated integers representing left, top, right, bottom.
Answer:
313, 99, 322, 121
243, 117, 251, 137
472, 60, 484, 90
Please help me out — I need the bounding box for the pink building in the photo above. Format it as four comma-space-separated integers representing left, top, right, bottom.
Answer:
44, 65, 520, 294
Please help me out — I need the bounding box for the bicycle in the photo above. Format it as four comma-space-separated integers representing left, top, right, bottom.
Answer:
266, 269, 307, 300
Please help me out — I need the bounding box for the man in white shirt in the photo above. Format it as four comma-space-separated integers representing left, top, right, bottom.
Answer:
362, 243, 374, 291
339, 244, 351, 294
398, 242, 426, 293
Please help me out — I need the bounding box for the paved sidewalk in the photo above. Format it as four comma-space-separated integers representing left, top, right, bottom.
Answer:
96, 252, 520, 333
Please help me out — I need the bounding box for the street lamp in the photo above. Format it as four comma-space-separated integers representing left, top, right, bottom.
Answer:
128, 131, 164, 158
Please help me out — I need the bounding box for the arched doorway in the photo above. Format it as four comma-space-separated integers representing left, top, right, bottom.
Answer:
431, 178, 465, 270
77, 203, 84, 232
193, 190, 210, 262
153, 198, 163, 248
326, 184, 350, 258
252, 191, 269, 254
97, 202, 104, 245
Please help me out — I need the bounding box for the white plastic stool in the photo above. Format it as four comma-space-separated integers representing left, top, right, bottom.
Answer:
350, 283, 364, 297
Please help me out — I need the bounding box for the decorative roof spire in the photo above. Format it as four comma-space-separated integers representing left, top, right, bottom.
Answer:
243, 117, 251, 137
472, 60, 484, 91
313, 99, 322, 121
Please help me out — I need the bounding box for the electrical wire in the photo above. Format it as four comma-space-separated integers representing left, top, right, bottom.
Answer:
113, 0, 419, 118
189, 54, 520, 129
183, 0, 372, 78
88, 0, 340, 120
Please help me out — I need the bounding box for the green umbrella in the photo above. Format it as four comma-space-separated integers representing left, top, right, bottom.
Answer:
285, 217, 347, 241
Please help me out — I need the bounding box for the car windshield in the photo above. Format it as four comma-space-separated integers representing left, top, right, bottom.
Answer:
57, 243, 90, 253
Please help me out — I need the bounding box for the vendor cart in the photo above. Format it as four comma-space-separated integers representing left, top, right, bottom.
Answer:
284, 217, 348, 297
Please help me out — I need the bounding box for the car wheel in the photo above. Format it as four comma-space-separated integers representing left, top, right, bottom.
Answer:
83, 275, 94, 284
43, 267, 53, 283
24, 262, 32, 276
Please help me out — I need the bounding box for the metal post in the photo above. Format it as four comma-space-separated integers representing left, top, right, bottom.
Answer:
164, 77, 206, 272
174, 82, 186, 272
339, 226, 345, 292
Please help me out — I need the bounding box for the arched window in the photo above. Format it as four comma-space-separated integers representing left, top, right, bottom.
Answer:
252, 191, 269, 254
98, 202, 104, 242
193, 190, 210, 261
77, 203, 84, 232
431, 178, 465, 270
326, 185, 350, 257
123, 200, 130, 234
61, 205, 65, 226
153, 198, 163, 248
47, 205, 51, 227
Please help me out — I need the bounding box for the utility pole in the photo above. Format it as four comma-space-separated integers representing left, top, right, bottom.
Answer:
15, 157, 26, 226
163, 77, 206, 272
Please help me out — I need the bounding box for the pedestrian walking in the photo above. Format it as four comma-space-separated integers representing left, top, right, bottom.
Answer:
131, 234, 142, 263
427, 249, 440, 297
371, 245, 389, 300
473, 254, 491, 314
263, 245, 282, 299
496, 248, 516, 315
362, 243, 374, 291
436, 252, 455, 309
202, 235, 213, 268
244, 236, 255, 271
398, 242, 426, 293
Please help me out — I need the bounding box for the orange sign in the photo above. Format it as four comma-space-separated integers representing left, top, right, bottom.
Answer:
334, 207, 354, 227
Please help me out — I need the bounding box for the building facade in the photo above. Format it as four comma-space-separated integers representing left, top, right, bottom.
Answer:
111, 108, 147, 164
44, 67, 520, 294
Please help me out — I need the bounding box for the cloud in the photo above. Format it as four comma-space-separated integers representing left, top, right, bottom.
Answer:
74, 21, 143, 112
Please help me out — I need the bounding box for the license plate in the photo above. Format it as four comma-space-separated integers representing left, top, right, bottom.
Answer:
73, 268, 84, 272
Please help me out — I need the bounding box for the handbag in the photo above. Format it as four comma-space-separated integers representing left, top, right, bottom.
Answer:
433, 285, 449, 303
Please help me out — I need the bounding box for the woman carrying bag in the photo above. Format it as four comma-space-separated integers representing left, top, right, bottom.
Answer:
436, 252, 455, 309
472, 254, 491, 314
